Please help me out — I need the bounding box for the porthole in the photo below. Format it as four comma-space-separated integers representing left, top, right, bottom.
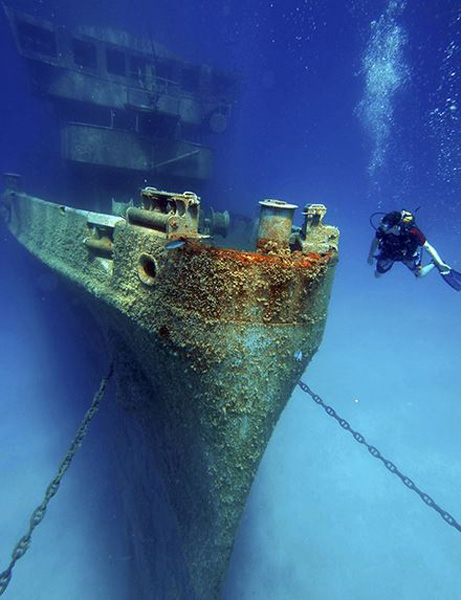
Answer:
138, 253, 158, 286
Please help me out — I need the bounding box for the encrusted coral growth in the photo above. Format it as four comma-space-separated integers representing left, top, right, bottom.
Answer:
6, 191, 338, 600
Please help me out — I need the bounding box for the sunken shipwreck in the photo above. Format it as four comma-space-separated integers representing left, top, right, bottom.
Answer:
1, 7, 339, 599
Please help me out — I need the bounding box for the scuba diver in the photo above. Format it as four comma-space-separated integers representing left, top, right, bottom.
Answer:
368, 209, 461, 291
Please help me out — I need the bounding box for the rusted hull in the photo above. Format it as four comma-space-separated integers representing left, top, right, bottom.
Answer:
1, 188, 337, 599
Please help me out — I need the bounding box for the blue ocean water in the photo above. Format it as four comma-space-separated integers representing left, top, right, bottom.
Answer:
1, 0, 461, 598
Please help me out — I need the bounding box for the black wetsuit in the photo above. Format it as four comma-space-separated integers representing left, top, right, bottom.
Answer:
375, 211, 426, 274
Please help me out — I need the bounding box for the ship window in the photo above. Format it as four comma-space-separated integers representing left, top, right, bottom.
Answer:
107, 49, 126, 76
17, 22, 57, 57
182, 66, 200, 93
72, 39, 97, 70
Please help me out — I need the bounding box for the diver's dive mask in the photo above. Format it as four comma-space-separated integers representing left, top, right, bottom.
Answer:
400, 210, 415, 225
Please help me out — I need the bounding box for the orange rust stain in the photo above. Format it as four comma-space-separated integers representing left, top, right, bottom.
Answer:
155, 242, 336, 326
186, 243, 333, 270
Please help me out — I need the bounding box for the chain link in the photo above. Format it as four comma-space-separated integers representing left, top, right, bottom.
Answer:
2, 370, 457, 595
298, 379, 461, 534
0, 364, 114, 596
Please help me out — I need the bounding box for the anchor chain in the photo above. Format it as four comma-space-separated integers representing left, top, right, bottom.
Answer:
298, 380, 461, 534
0, 364, 114, 596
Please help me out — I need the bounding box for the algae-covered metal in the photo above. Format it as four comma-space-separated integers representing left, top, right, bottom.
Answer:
1, 177, 338, 599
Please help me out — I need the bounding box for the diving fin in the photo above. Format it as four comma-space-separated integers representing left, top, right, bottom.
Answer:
440, 268, 461, 291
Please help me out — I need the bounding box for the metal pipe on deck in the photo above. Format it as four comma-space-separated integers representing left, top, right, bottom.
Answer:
126, 207, 170, 231
84, 236, 114, 258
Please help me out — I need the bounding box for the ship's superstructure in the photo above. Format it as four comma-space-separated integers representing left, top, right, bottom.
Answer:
5, 7, 238, 208
2, 7, 340, 599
